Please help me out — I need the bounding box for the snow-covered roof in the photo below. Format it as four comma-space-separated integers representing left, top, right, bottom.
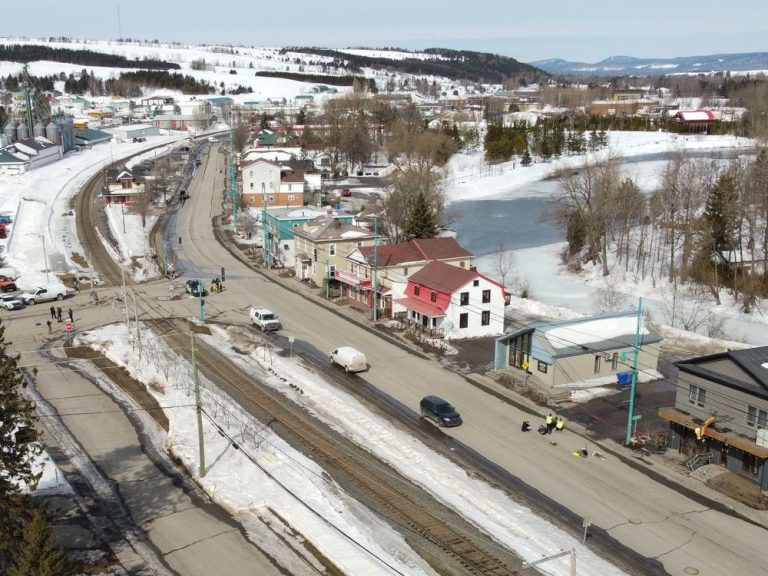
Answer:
544, 316, 649, 350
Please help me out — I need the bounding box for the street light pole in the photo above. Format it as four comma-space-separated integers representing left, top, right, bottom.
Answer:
625, 297, 644, 446
27, 233, 49, 283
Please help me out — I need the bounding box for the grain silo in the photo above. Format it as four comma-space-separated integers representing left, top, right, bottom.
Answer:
16, 122, 29, 140
45, 121, 60, 144
2, 122, 16, 142
51, 114, 75, 152
33, 120, 46, 138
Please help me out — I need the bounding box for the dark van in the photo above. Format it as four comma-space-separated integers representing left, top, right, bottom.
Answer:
420, 395, 462, 427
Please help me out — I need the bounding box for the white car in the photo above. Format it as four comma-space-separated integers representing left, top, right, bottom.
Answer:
0, 295, 24, 310
249, 307, 281, 331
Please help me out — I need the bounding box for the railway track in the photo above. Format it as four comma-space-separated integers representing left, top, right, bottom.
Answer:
156, 317, 523, 576
71, 148, 528, 575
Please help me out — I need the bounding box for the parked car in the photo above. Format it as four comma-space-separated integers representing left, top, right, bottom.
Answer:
420, 395, 462, 427
0, 224, 7, 239
249, 307, 282, 331
0, 276, 17, 292
0, 295, 24, 310
185, 279, 207, 297
0, 214, 12, 224
340, 187, 352, 197
132, 137, 146, 143
18, 282, 73, 305
329, 346, 368, 373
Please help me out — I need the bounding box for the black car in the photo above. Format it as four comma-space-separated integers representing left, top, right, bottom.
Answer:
132, 137, 146, 143
420, 395, 462, 427
185, 279, 207, 297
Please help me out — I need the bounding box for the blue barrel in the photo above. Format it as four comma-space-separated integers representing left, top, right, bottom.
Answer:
617, 371, 632, 388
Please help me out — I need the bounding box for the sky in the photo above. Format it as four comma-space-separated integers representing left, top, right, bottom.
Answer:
1, 0, 766, 63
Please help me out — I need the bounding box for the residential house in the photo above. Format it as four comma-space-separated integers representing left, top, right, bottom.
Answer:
397, 261, 507, 339
262, 207, 339, 269
716, 249, 766, 276
493, 310, 663, 390
241, 147, 300, 164
240, 158, 282, 208
341, 237, 474, 317
102, 170, 146, 206
293, 216, 378, 290
659, 347, 768, 490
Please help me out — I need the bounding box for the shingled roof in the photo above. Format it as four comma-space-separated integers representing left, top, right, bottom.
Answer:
358, 237, 471, 267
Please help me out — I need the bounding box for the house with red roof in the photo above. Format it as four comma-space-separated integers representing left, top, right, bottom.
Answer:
670, 109, 717, 133
341, 237, 474, 317
397, 261, 508, 339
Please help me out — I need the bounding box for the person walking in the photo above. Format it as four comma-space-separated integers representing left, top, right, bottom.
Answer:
178, 236, 182, 245
50, 305, 56, 319
555, 418, 565, 432
46, 320, 52, 334
67, 309, 73, 322
545, 413, 554, 434
56, 307, 62, 322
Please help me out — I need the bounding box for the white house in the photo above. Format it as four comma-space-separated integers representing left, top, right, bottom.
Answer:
10, 137, 62, 169
241, 147, 298, 164
397, 261, 507, 339
0, 149, 29, 175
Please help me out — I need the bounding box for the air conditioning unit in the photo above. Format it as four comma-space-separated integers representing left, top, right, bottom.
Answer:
757, 428, 768, 448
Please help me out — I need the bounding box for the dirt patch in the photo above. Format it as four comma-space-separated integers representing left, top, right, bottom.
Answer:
70, 252, 89, 269
707, 471, 768, 509
65, 345, 169, 431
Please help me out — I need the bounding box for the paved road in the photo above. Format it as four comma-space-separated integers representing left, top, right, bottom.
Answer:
9, 140, 767, 576
157, 147, 768, 576
5, 151, 284, 576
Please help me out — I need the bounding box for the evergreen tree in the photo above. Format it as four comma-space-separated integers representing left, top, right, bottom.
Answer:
0, 322, 42, 571
9, 507, 75, 576
705, 172, 738, 250
521, 147, 532, 166
404, 190, 438, 239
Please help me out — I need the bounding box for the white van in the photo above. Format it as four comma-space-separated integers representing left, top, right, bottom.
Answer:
19, 282, 73, 305
330, 346, 368, 373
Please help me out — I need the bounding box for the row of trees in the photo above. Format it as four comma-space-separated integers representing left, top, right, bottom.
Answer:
60, 69, 215, 97
0, 44, 178, 70
553, 150, 768, 314
485, 120, 609, 163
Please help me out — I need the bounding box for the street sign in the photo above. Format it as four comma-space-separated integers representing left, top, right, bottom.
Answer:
632, 414, 642, 421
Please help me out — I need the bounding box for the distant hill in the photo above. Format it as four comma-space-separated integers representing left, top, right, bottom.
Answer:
291, 47, 549, 84
531, 52, 768, 76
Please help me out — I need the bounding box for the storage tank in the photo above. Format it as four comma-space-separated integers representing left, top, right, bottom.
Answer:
0, 133, 10, 147
2, 122, 16, 142
33, 120, 46, 138
15, 122, 29, 141
45, 121, 60, 144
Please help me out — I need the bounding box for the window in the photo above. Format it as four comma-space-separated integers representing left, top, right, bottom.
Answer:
688, 385, 706, 407
473, 279, 479, 287
328, 265, 335, 277
288, 194, 295, 201
459, 313, 469, 328
268, 195, 275, 203
403, 267, 409, 276
481, 310, 490, 325
329, 244, 336, 256
357, 241, 363, 247
460, 292, 469, 306
537, 361, 548, 374
747, 406, 768, 428
414, 286, 420, 296
430, 292, 437, 302
283, 244, 289, 251
482, 289, 491, 303
611, 352, 618, 370
742, 452, 759, 478
594, 355, 601, 373
269, 182, 274, 190
250, 182, 254, 189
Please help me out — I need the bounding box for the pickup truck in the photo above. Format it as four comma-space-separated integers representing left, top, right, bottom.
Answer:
249, 307, 281, 332
18, 283, 73, 305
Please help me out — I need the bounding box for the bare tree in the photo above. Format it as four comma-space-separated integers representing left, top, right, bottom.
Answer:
594, 279, 629, 313
490, 244, 515, 292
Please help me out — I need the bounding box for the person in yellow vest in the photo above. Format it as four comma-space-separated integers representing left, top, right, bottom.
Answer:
555, 418, 565, 432
545, 413, 554, 434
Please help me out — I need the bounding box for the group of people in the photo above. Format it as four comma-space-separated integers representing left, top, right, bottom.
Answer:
520, 413, 565, 434
210, 277, 224, 293
47, 306, 74, 333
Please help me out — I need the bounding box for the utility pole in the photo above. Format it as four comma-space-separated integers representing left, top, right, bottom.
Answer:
197, 279, 205, 323
191, 332, 206, 477
230, 127, 237, 230
625, 297, 644, 446
131, 290, 141, 360
261, 182, 269, 268
372, 216, 379, 321
162, 240, 169, 276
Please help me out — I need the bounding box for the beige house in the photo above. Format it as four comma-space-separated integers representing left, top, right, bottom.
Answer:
293, 215, 378, 290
